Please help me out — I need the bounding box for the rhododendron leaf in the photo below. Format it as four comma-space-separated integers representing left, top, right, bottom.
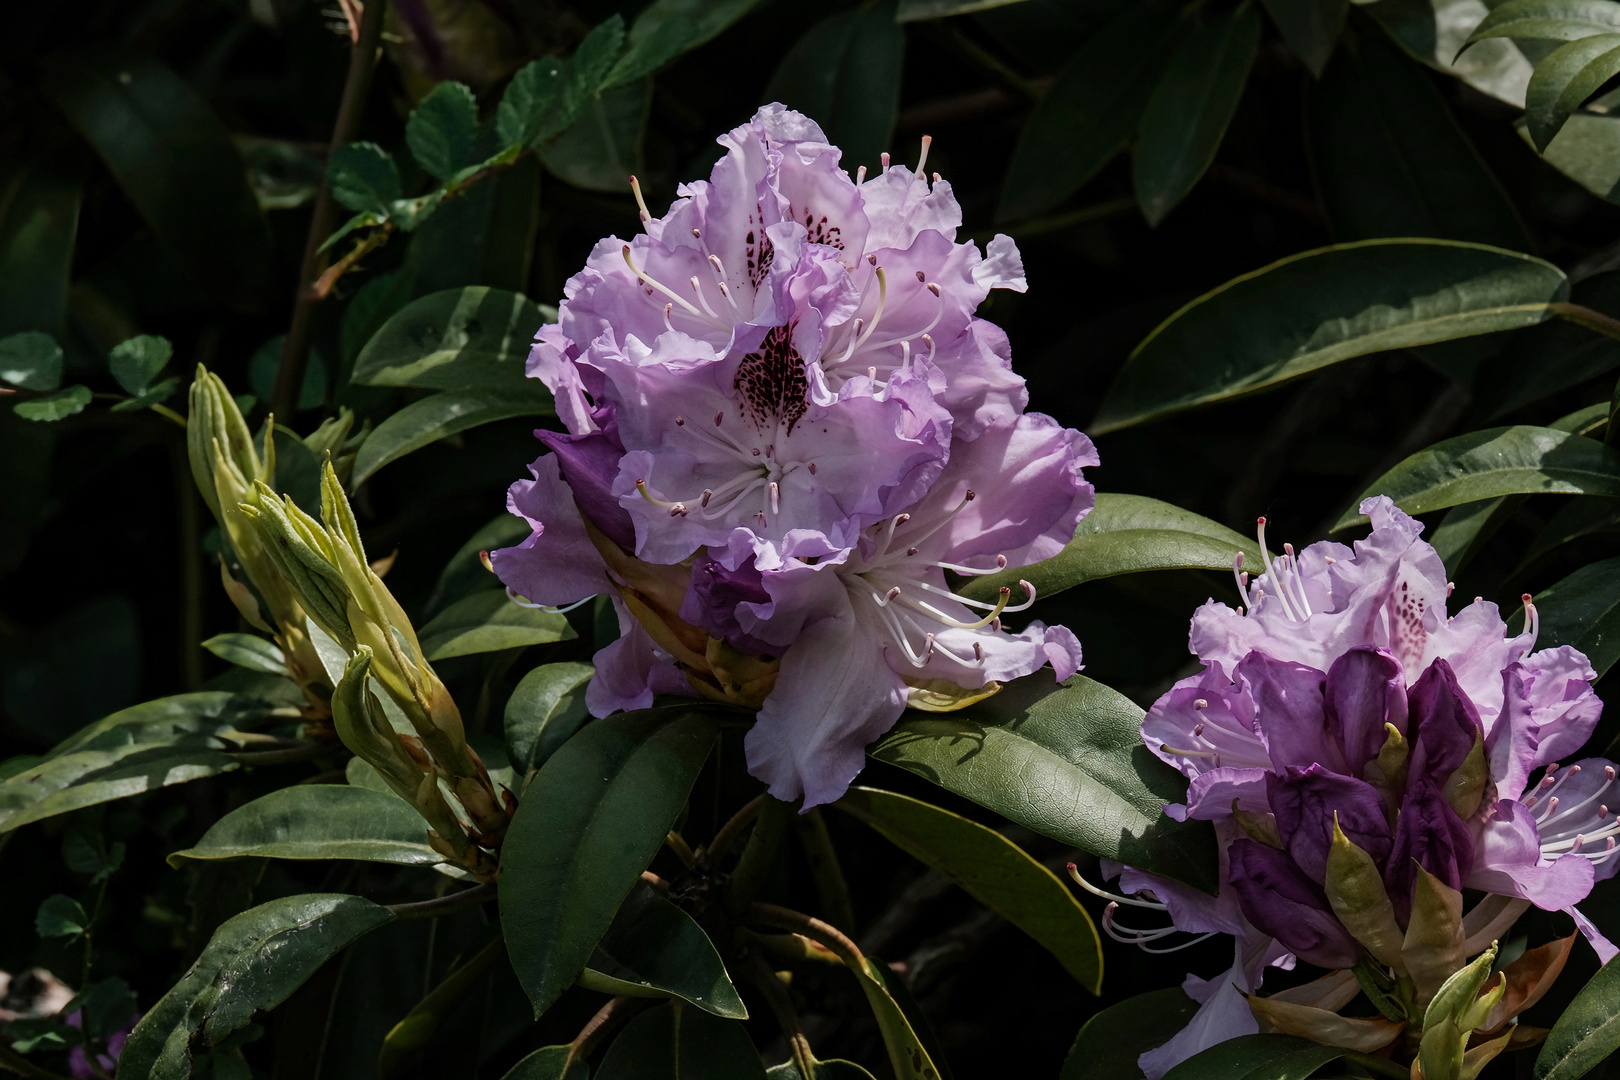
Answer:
417, 587, 575, 661
349, 388, 553, 487
116, 894, 395, 1080
1159, 1034, 1350, 1080
1134, 4, 1261, 226
108, 333, 172, 394
595, 1003, 763, 1080
0, 152, 81, 339
1524, 112, 1620, 202
500, 1045, 590, 1080
14, 384, 90, 421
167, 785, 441, 867
960, 493, 1261, 605
1333, 426, 1620, 530
580, 883, 747, 1019
869, 672, 1219, 892
425, 512, 531, 618
998, 1, 1183, 222
505, 661, 594, 775
605, 0, 768, 88
897, 0, 1032, 19
499, 706, 720, 1019
406, 82, 480, 183
1260, 0, 1347, 76
201, 632, 288, 675
1526, 33, 1620, 150
1534, 953, 1620, 1080
1095, 240, 1568, 433
1478, 271, 1620, 417
1060, 987, 1199, 1080
763, 2, 904, 172
1508, 553, 1620, 678
351, 287, 548, 392
1366, 0, 1533, 108
835, 786, 1103, 992
1464, 0, 1620, 50
0, 331, 64, 391
328, 141, 400, 216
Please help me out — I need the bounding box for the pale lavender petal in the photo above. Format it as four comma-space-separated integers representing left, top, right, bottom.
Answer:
1141, 663, 1267, 781
1490, 665, 1540, 803
586, 600, 692, 716
1568, 905, 1619, 964
1522, 646, 1604, 766
1138, 961, 1258, 1080
973, 233, 1027, 293
1422, 600, 1518, 734
1182, 767, 1272, 822
859, 164, 963, 250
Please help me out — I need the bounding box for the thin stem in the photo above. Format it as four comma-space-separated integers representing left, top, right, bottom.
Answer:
272, 0, 388, 418
706, 794, 764, 863
725, 796, 793, 917
665, 830, 698, 869
149, 403, 187, 429
794, 809, 856, 935
1553, 301, 1620, 343
307, 224, 394, 301
745, 951, 817, 1079
387, 882, 496, 921
570, 996, 649, 1061
748, 902, 866, 972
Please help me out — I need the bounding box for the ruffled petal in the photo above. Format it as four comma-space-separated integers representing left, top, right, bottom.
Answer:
489, 455, 610, 607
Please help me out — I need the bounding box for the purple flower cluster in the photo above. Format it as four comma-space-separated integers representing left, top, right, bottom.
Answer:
1094, 498, 1617, 1077
492, 105, 1095, 808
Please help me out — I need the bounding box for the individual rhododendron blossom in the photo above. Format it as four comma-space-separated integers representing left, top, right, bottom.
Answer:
1076, 498, 1615, 1079
492, 104, 1094, 808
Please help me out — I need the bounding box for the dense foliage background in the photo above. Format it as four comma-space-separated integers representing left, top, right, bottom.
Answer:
5, 0, 1620, 1077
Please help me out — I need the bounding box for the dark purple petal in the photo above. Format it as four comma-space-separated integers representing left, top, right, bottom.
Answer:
1234, 652, 1336, 773
537, 415, 635, 551
1228, 838, 1361, 969
1385, 777, 1475, 919
1324, 646, 1408, 776
679, 552, 778, 657
1267, 764, 1392, 884
1408, 657, 1484, 790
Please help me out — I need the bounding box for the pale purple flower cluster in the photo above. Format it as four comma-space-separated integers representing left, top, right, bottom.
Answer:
492, 105, 1095, 808
1089, 498, 1616, 1078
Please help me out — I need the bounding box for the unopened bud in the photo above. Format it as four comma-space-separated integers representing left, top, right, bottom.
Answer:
187, 365, 263, 520
1325, 816, 1405, 969
1233, 801, 1283, 849
1417, 943, 1502, 1080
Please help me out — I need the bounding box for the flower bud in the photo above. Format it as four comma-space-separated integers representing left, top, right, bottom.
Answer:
1402, 863, 1466, 1007
238, 481, 352, 648
1325, 816, 1405, 969
1363, 721, 1409, 805
1416, 943, 1507, 1080
187, 364, 264, 520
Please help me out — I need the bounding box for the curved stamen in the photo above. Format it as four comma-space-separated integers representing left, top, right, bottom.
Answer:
628, 175, 652, 225
621, 245, 728, 331
1067, 864, 1167, 910
1255, 517, 1300, 621
1523, 594, 1540, 652
635, 479, 688, 517
506, 586, 594, 614
689, 276, 723, 320
916, 134, 931, 178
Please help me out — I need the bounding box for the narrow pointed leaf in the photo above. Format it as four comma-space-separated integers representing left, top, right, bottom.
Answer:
168, 785, 441, 867
1527, 33, 1620, 149
1466, 0, 1620, 48
201, 633, 289, 676
417, 587, 575, 660
0, 150, 82, 338
1260, 0, 1349, 75
605, 0, 769, 87
351, 286, 550, 392
350, 389, 553, 488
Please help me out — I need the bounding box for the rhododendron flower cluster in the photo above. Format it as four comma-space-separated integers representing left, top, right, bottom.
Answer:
1084, 498, 1617, 1078
492, 105, 1096, 808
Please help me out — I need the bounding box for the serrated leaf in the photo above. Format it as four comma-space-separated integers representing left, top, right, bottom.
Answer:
505, 661, 594, 774
108, 334, 172, 395
497, 59, 566, 149
169, 785, 441, 867
14, 384, 91, 421
582, 883, 748, 1018
1092, 240, 1569, 434
869, 672, 1218, 892
328, 141, 401, 216
349, 389, 553, 488
416, 587, 575, 661
1527, 32, 1620, 149
350, 286, 548, 392
36, 894, 89, 939
539, 81, 650, 193
201, 633, 289, 676
0, 331, 64, 391
554, 16, 626, 132
407, 82, 481, 182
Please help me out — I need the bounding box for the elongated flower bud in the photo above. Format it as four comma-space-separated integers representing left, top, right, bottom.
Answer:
1417, 943, 1507, 1080
238, 481, 352, 648
188, 365, 264, 520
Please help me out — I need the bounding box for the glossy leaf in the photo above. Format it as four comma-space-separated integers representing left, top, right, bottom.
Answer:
168, 785, 441, 867
351, 286, 551, 393
505, 661, 594, 774
606, 0, 768, 87
0, 332, 64, 391
350, 389, 553, 488
407, 81, 480, 182
542, 80, 650, 193
417, 587, 574, 661
502, 1045, 590, 1080
14, 384, 91, 421
1134, 5, 1261, 226
1334, 426, 1620, 529
1306, 27, 1529, 249
596, 1004, 764, 1080
108, 334, 172, 395
1061, 988, 1199, 1080
1518, 495, 1620, 570
498, 59, 566, 150
998, 1, 1182, 222
1510, 555, 1620, 678
960, 493, 1261, 605
869, 673, 1218, 892
1534, 954, 1620, 1080
1466, 0, 1620, 48
115, 894, 395, 1080
583, 883, 746, 1017
54, 691, 290, 757
763, 2, 905, 173
499, 706, 720, 1018
836, 786, 1102, 991
1260, 0, 1348, 75
1160, 1034, 1349, 1080
555, 16, 627, 133
40, 47, 270, 308
1527, 33, 1620, 149
328, 141, 401, 216
0, 150, 82, 338
201, 633, 288, 676
1092, 240, 1569, 434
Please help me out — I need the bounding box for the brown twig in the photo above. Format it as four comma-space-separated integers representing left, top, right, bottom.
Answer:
308, 224, 394, 301
745, 951, 818, 1079
273, 0, 389, 418
569, 996, 649, 1061
386, 882, 496, 920
1553, 301, 1620, 343
748, 902, 866, 971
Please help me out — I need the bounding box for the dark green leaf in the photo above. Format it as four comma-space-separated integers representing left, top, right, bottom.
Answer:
762, 2, 905, 173
1534, 954, 1620, 1080
108, 334, 172, 395
328, 141, 401, 216
1365, 0, 1535, 107
250, 336, 328, 413
582, 883, 747, 1018
0, 149, 83, 338
1466, 0, 1620, 48
1429, 496, 1521, 575
351, 286, 550, 392
406, 82, 481, 183
339, 269, 412, 370
202, 633, 289, 676
497, 59, 566, 149
960, 494, 1262, 605
404, 154, 544, 295
36, 894, 88, 939
350, 389, 553, 488
500, 1045, 590, 1079
1134, 5, 1261, 226
1510, 555, 1620, 678
1160, 1034, 1349, 1080
505, 661, 594, 774
870, 673, 1217, 892
1527, 33, 1620, 149
596, 1004, 765, 1080
110, 374, 182, 412
269, 423, 322, 515
1524, 111, 1620, 201
168, 785, 441, 867
0, 331, 64, 391
15, 384, 91, 421
1092, 240, 1569, 434
836, 786, 1102, 992
897, 0, 1033, 19
1060, 987, 1199, 1080
539, 81, 650, 194
40, 47, 271, 308
115, 894, 395, 1080
606, 0, 768, 87
53, 690, 290, 757
425, 512, 531, 618
765, 1062, 876, 1080
68, 978, 138, 1042
555, 17, 627, 132
1334, 426, 1620, 529
1475, 270, 1620, 417
7, 1017, 76, 1053
1306, 28, 1530, 249
417, 587, 575, 661
997, 2, 1182, 222
1518, 495, 1620, 570
499, 706, 720, 1018
63, 828, 125, 883
1260, 0, 1349, 75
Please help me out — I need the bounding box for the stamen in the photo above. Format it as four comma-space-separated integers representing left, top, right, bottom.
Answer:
689, 276, 723, 320
621, 245, 724, 328
662, 303, 674, 333
916, 134, 932, 177
855, 165, 867, 185
880, 152, 890, 169
628, 175, 651, 224
769, 481, 780, 514
506, 587, 593, 614
635, 479, 687, 515
1523, 594, 1540, 652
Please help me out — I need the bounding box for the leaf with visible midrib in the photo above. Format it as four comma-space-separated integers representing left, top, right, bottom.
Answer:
350, 389, 553, 488
417, 588, 575, 661
869, 672, 1218, 893
351, 287, 550, 392
168, 785, 441, 867
1092, 240, 1569, 434
1535, 954, 1620, 1080
1508, 555, 1620, 679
